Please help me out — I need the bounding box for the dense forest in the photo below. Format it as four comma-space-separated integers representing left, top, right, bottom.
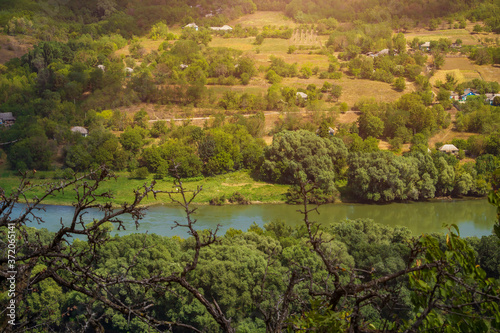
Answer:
1, 168, 500, 332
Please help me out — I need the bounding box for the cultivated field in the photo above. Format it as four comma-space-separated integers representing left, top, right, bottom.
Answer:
230, 11, 297, 28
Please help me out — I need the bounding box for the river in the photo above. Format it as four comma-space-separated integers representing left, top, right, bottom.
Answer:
8, 199, 497, 239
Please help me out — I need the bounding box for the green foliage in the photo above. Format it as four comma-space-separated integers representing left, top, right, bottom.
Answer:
260, 130, 347, 192
394, 77, 406, 91
130, 166, 149, 179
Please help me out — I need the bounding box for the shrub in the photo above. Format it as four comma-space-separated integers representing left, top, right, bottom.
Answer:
209, 195, 226, 205
229, 192, 250, 204
130, 167, 149, 179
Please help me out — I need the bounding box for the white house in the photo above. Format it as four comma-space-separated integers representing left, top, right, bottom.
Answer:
210, 25, 233, 31
184, 23, 199, 31
71, 126, 88, 137
439, 144, 459, 154
296, 92, 308, 101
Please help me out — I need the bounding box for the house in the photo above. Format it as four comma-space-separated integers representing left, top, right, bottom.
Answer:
460, 88, 476, 101
367, 49, 390, 57
485, 93, 500, 105
97, 65, 106, 72
315, 127, 335, 136
296, 92, 308, 101
420, 42, 431, 51
184, 23, 199, 31
376, 49, 390, 56
210, 25, 233, 31
0, 112, 15, 127
71, 126, 88, 137
439, 144, 459, 155
450, 91, 460, 101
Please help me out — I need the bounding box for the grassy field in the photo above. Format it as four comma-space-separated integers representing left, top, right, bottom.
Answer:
0, 170, 290, 206
431, 57, 499, 85
230, 11, 297, 28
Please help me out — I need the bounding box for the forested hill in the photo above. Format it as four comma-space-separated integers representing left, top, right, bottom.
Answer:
1, 0, 499, 40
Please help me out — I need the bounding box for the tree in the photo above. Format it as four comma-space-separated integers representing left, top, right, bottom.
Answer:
357, 112, 384, 139
394, 77, 406, 91
254, 34, 264, 45
331, 85, 342, 101
0, 167, 235, 332
260, 130, 348, 192
119, 126, 148, 153
433, 52, 445, 69
292, 179, 500, 330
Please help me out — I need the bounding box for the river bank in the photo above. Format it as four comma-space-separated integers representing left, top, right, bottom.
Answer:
0, 169, 490, 207
0, 170, 290, 206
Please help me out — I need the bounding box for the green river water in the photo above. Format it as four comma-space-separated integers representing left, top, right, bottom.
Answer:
20, 199, 497, 238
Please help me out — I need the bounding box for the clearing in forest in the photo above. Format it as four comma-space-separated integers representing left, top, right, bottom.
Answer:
230, 11, 297, 28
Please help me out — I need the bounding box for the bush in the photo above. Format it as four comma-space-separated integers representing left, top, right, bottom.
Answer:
130, 167, 149, 179
209, 195, 226, 205
229, 192, 250, 204
255, 34, 264, 45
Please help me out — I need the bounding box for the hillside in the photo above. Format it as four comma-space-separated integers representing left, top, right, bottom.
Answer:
0, 0, 498, 207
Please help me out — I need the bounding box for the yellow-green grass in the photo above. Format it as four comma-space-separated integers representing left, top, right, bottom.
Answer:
476, 65, 500, 83
207, 85, 268, 97
209, 37, 255, 52
0, 170, 290, 206
430, 69, 468, 86
442, 57, 477, 71
281, 77, 407, 107
230, 11, 297, 28
404, 29, 477, 45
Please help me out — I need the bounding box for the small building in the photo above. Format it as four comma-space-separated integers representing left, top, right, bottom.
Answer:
125, 67, 134, 76
210, 25, 233, 31
439, 144, 459, 155
0, 112, 15, 127
184, 23, 199, 31
485, 93, 500, 105
296, 92, 308, 101
377, 49, 390, 56
450, 91, 460, 101
367, 49, 390, 57
180, 64, 189, 69
71, 126, 88, 137
460, 88, 476, 101
315, 126, 335, 136
97, 65, 106, 72
420, 42, 431, 51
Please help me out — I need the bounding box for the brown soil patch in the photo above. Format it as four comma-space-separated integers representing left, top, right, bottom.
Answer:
0, 35, 35, 64
263, 135, 273, 145
378, 140, 391, 150
336, 111, 359, 124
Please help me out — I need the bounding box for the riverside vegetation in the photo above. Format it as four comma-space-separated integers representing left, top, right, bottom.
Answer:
0, 166, 499, 332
